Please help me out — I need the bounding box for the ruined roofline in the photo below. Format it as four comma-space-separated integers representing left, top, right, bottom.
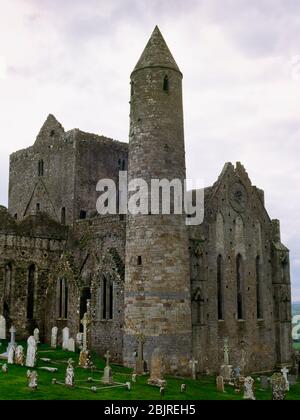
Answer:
71, 128, 128, 149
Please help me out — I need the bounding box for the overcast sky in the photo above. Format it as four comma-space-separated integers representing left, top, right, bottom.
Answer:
0, 0, 299, 299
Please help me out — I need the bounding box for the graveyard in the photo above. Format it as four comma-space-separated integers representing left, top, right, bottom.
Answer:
0, 338, 299, 400
0, 316, 298, 400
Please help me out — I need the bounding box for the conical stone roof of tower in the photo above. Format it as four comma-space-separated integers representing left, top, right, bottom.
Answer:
133, 26, 181, 74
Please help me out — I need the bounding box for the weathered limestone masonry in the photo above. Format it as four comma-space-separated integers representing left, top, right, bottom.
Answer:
123, 26, 192, 375
0, 207, 67, 340
9, 115, 128, 225
189, 162, 292, 374
0, 26, 292, 374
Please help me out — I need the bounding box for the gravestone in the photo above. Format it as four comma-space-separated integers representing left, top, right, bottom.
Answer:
33, 328, 40, 344
7, 345, 15, 364
62, 327, 70, 351
288, 374, 297, 386
51, 327, 58, 349
78, 313, 91, 368
101, 350, 114, 385
243, 376, 255, 400
65, 359, 75, 387
148, 348, 165, 387
272, 373, 287, 400
135, 333, 145, 375
26, 336, 37, 368
281, 367, 289, 391
220, 337, 233, 382
234, 376, 245, 394
76, 333, 83, 348
260, 375, 270, 390
27, 370, 38, 390
8, 326, 17, 350
216, 376, 225, 393
15, 345, 25, 366
68, 338, 75, 352
189, 357, 198, 380
0, 316, 6, 340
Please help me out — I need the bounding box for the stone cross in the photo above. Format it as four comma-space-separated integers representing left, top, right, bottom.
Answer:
189, 357, 198, 380
81, 313, 90, 352
105, 350, 111, 367
281, 367, 290, 391
135, 333, 145, 375
223, 337, 229, 365
9, 326, 16, 347
33, 328, 40, 344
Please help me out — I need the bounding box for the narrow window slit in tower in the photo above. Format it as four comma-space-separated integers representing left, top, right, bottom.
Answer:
137, 256, 142, 266
163, 75, 169, 93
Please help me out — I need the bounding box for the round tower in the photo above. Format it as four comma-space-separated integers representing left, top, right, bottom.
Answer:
123, 26, 192, 375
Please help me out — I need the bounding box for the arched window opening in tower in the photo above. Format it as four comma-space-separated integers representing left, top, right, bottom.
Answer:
58, 278, 68, 319
27, 264, 35, 320
236, 254, 244, 320
163, 75, 169, 93
217, 255, 224, 320
256, 256, 263, 319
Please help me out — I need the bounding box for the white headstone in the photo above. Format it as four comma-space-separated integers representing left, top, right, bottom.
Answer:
7, 345, 15, 364
33, 328, 40, 344
0, 316, 6, 340
68, 338, 75, 352
62, 327, 70, 351
65, 359, 75, 387
243, 376, 256, 400
26, 336, 37, 368
27, 370, 38, 390
51, 327, 58, 349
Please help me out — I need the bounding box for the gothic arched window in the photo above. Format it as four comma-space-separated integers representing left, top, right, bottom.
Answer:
57, 278, 68, 319
101, 275, 114, 320
217, 255, 224, 320
236, 254, 244, 320
27, 264, 35, 319
256, 256, 263, 319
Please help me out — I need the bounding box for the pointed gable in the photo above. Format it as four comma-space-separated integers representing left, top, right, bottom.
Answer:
34, 114, 65, 146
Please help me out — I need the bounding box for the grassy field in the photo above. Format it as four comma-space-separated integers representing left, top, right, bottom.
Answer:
0, 340, 299, 400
